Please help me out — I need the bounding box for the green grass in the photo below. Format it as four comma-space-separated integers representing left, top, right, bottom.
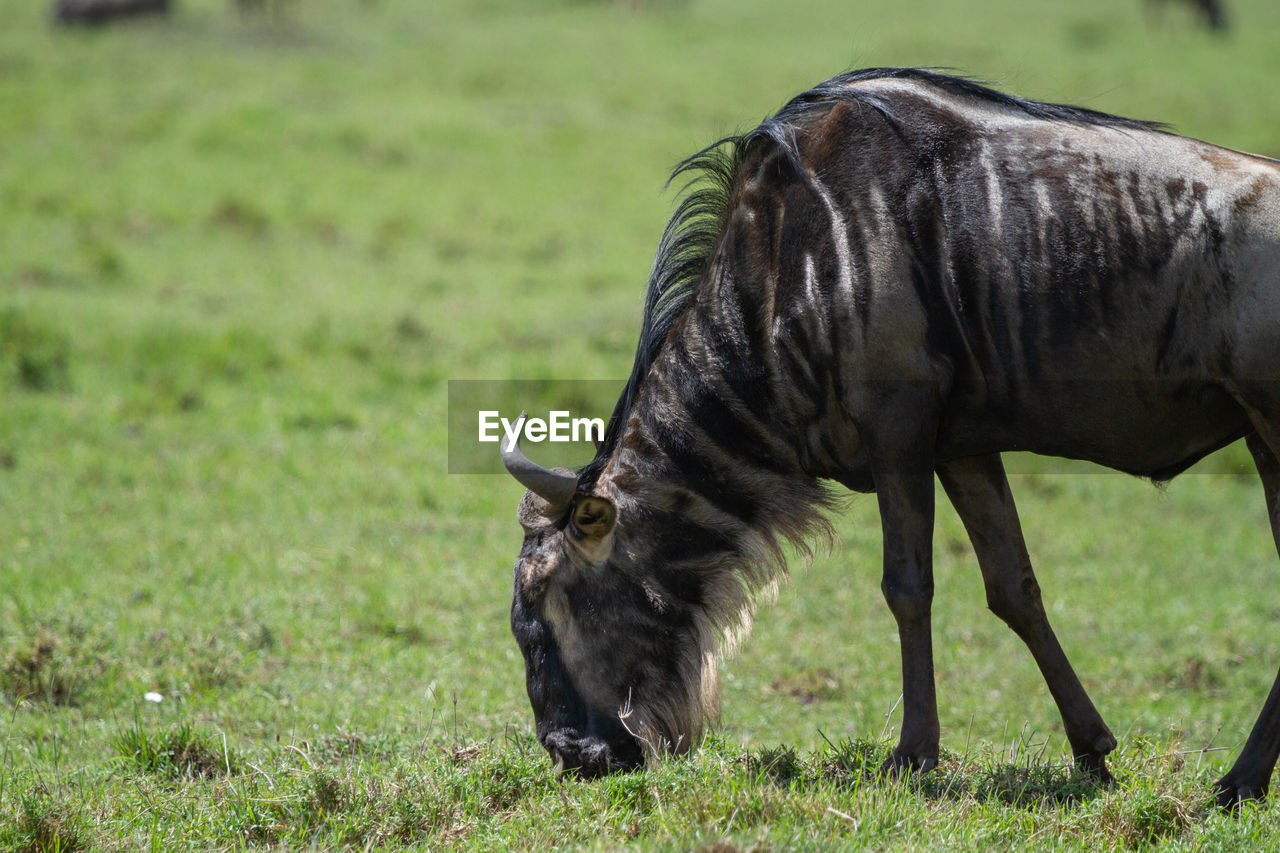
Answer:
2, 0, 1280, 848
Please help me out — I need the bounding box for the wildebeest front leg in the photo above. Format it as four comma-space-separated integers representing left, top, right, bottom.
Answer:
1214, 431, 1280, 807
937, 454, 1116, 781
866, 410, 941, 776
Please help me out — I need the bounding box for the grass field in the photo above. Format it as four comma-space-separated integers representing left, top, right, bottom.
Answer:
3, 0, 1280, 848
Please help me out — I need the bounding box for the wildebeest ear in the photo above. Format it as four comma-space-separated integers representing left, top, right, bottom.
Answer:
567, 495, 616, 558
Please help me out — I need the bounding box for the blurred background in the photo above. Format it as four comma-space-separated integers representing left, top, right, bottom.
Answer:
2, 0, 1279, 844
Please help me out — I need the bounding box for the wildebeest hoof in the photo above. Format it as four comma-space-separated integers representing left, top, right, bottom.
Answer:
879, 751, 937, 780
1073, 752, 1114, 784
1213, 775, 1268, 811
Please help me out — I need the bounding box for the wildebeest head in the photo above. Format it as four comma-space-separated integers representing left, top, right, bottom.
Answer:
504, 426, 730, 778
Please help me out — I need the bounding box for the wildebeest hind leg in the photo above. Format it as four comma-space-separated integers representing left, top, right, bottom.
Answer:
937, 454, 1117, 781
1214, 429, 1280, 808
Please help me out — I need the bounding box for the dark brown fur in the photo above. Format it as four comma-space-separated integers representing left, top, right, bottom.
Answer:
52, 0, 168, 25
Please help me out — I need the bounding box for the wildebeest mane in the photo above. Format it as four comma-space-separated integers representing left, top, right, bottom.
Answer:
579, 67, 1165, 489
784, 67, 1166, 134
577, 131, 744, 489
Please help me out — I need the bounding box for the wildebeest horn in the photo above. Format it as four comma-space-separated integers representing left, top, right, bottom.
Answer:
500, 412, 577, 512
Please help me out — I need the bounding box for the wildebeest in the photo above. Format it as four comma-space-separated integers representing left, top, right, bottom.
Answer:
503, 67, 1280, 806
52, 0, 170, 26
1145, 0, 1229, 31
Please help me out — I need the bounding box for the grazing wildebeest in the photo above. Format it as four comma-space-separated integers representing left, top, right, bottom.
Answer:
52, 0, 169, 25
1145, 0, 1229, 32
502, 68, 1280, 806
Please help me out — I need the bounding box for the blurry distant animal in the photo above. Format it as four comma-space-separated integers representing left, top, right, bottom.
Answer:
1146, 0, 1229, 31
52, 0, 169, 25
503, 67, 1280, 808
